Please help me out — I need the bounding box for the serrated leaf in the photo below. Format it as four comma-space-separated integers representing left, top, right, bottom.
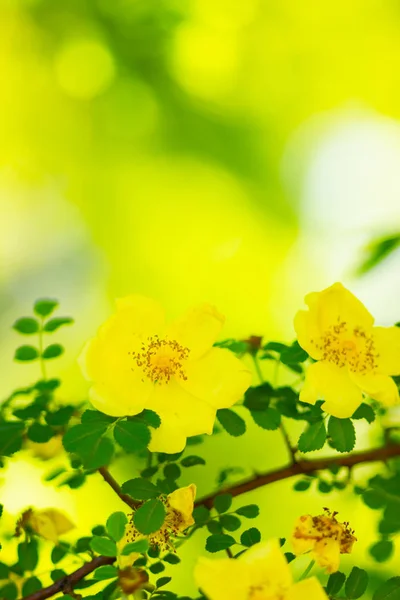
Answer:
43, 317, 73, 332
81, 436, 114, 470
134, 499, 166, 535
121, 538, 149, 555
13, 317, 39, 335
250, 407, 281, 430
345, 566, 368, 599
181, 455, 206, 467
327, 572, 346, 595
240, 527, 261, 547
373, 577, 400, 600
352, 403, 375, 423
113, 420, 151, 452
121, 478, 160, 500
63, 422, 108, 453
214, 494, 232, 514
217, 409, 246, 437
235, 505, 259, 518
34, 298, 59, 317
328, 417, 356, 453
106, 512, 127, 542
298, 421, 326, 453
14, 345, 39, 361
42, 344, 64, 359
90, 536, 117, 557
205, 534, 235, 553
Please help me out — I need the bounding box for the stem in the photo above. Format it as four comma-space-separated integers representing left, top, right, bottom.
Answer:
299, 559, 315, 580
98, 466, 140, 510
38, 318, 47, 380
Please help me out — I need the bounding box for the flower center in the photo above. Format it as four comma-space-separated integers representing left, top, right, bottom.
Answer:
131, 335, 190, 383
313, 321, 378, 373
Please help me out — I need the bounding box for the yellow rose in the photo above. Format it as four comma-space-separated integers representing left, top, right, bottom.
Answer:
195, 539, 328, 600
291, 510, 356, 574
295, 282, 400, 417
79, 296, 252, 452
118, 484, 196, 568
24, 508, 75, 544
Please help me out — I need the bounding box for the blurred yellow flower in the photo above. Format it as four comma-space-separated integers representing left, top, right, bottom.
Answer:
195, 539, 328, 600
118, 484, 196, 568
21, 508, 75, 544
79, 295, 251, 452
295, 282, 400, 418
292, 510, 356, 574
27, 435, 64, 460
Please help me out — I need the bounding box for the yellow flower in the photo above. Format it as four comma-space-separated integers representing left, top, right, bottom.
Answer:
118, 484, 196, 568
291, 510, 356, 574
195, 539, 328, 600
295, 282, 400, 418
79, 296, 252, 452
20, 508, 75, 544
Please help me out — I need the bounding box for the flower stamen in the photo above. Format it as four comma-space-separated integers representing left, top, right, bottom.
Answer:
130, 335, 190, 383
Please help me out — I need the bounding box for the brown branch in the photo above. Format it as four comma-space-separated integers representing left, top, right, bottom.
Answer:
196, 443, 400, 509
98, 466, 140, 510
21, 555, 115, 600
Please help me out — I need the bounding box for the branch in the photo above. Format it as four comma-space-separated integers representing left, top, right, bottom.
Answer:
21, 555, 115, 600
98, 466, 140, 510
196, 443, 400, 509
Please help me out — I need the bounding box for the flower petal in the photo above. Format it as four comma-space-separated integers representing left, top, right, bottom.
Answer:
313, 538, 341, 573
168, 484, 196, 529
194, 557, 250, 600
114, 295, 165, 333
294, 310, 324, 360
373, 326, 400, 375
241, 540, 292, 590
30, 514, 59, 543
350, 372, 399, 407
300, 361, 362, 418
148, 412, 188, 453
287, 578, 328, 600
42, 509, 75, 535
89, 384, 148, 417
166, 303, 225, 360
180, 347, 252, 409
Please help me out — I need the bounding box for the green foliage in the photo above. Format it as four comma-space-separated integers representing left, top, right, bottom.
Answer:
217, 409, 246, 436
42, 344, 64, 359
34, 298, 59, 317
14, 345, 39, 361
345, 567, 369, 599
13, 317, 39, 335
328, 417, 356, 453
181, 455, 206, 467
369, 539, 394, 562
213, 494, 233, 514
93, 565, 118, 580
0, 422, 25, 456
357, 234, 400, 275
240, 527, 261, 547
121, 478, 160, 500
134, 499, 166, 535
121, 539, 149, 555
373, 577, 400, 599
205, 534, 236, 553
90, 537, 117, 557
22, 577, 42, 595
326, 571, 346, 596
113, 419, 151, 452
106, 512, 127, 542
298, 420, 326, 452
250, 407, 281, 430
43, 317, 74, 332
235, 505, 259, 518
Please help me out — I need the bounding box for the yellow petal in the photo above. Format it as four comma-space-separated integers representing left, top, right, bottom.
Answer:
286, 578, 328, 600
114, 295, 165, 333
194, 557, 250, 600
30, 513, 59, 543
350, 372, 399, 407
300, 361, 362, 418
292, 515, 316, 555
373, 326, 400, 375
294, 309, 323, 360
241, 540, 292, 590
313, 538, 341, 573
304, 283, 374, 333
148, 412, 188, 453
166, 303, 225, 360
89, 383, 149, 417
180, 347, 252, 409
42, 509, 75, 535
168, 484, 196, 529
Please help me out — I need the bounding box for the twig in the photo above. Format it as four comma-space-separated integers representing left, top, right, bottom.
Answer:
196, 443, 400, 509
21, 555, 115, 600
98, 466, 140, 510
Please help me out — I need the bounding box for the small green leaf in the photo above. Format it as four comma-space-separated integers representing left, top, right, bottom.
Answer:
328, 417, 356, 453
373, 577, 400, 600
34, 298, 59, 317
51, 545, 68, 564
81, 410, 117, 425
220, 514, 241, 531
121, 539, 149, 555
22, 577, 42, 596
193, 505, 210, 525
42, 344, 64, 359
90, 536, 117, 557
18, 539, 39, 572
82, 436, 114, 470
217, 409, 246, 437
327, 572, 346, 596
63, 422, 108, 453
134, 499, 166, 535
205, 534, 236, 553
243, 384, 273, 410
27, 423, 54, 443
181, 455, 206, 467
121, 478, 160, 501
113, 420, 151, 452
0, 582, 18, 600
240, 527, 261, 547
235, 505, 259, 518
139, 409, 161, 429
45, 406, 75, 426
345, 567, 368, 599
13, 317, 39, 335
150, 562, 165, 574
298, 421, 326, 453
294, 479, 311, 492
250, 407, 281, 430
0, 422, 25, 456
43, 317, 73, 332
163, 463, 181, 480
163, 553, 181, 564
14, 345, 39, 361
156, 576, 172, 588
369, 540, 394, 563
93, 565, 118, 580
106, 512, 127, 542
352, 403, 375, 423
214, 494, 232, 514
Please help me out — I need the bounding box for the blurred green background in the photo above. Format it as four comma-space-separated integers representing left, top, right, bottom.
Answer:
2, 0, 400, 595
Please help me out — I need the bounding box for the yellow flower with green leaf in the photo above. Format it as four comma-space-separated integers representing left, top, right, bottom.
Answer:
292, 510, 356, 574
79, 296, 251, 452
195, 539, 328, 600
295, 282, 400, 418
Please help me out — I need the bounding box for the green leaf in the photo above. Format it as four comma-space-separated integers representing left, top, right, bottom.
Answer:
0, 582, 18, 600
121, 478, 160, 501
51, 545, 68, 564
0, 563, 9, 579
156, 576, 172, 588
22, 577, 42, 596
83, 436, 114, 470
164, 463, 181, 480
90, 536, 117, 557
18, 539, 39, 572
263, 341, 288, 352
328, 417, 356, 453
193, 505, 210, 525
298, 421, 326, 453
240, 527, 261, 547
139, 409, 161, 429
93, 565, 118, 580
214, 494, 232, 514
14, 345, 39, 361
369, 540, 394, 563
181, 455, 206, 467
113, 420, 151, 452
357, 234, 400, 275
106, 512, 128, 542
352, 403, 375, 423
163, 553, 181, 564
150, 562, 165, 574
345, 566, 369, 599
235, 505, 259, 518
373, 577, 400, 600
280, 341, 308, 364
63, 422, 108, 453
134, 499, 166, 535
0, 422, 25, 456
327, 572, 346, 596
217, 409, 246, 437
220, 514, 241, 531
42, 344, 64, 359
243, 383, 273, 410
27, 423, 54, 443
46, 406, 75, 426
34, 298, 59, 317
81, 410, 117, 425
121, 539, 149, 555
205, 534, 236, 553
43, 317, 73, 332
363, 489, 386, 509
13, 317, 39, 335
250, 407, 281, 430
293, 479, 311, 492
